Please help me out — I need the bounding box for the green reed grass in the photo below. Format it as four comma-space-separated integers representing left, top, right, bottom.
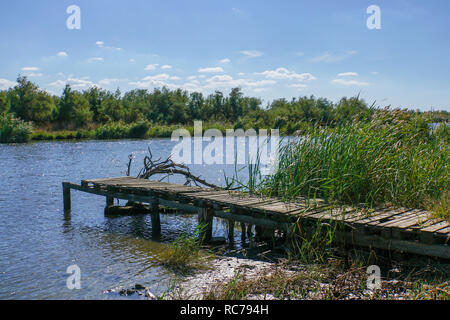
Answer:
259, 110, 448, 216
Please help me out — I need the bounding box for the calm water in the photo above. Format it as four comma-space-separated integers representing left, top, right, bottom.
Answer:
0, 138, 261, 300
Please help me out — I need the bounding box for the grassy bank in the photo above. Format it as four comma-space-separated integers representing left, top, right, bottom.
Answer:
25, 121, 235, 142
198, 256, 449, 300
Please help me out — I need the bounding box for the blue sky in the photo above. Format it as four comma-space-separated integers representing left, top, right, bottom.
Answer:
0, 0, 449, 111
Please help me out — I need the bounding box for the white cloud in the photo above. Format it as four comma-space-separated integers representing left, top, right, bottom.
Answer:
161, 65, 172, 69
129, 58, 136, 63
142, 74, 170, 81
253, 88, 270, 93
88, 57, 104, 63
98, 78, 126, 86
24, 72, 43, 77
259, 68, 316, 81
57, 51, 68, 57
295, 52, 304, 57
0, 78, 16, 89
96, 41, 122, 51
232, 8, 243, 15
22, 67, 40, 71
331, 79, 369, 86
144, 64, 159, 71
204, 74, 275, 89
238, 72, 245, 76
337, 72, 359, 77
240, 50, 263, 58
68, 78, 96, 89
219, 58, 231, 64
182, 82, 203, 92
310, 51, 357, 63
187, 75, 197, 81
169, 76, 181, 80
288, 83, 307, 89
49, 80, 67, 88
198, 67, 224, 73
371, 71, 379, 75
49, 78, 96, 90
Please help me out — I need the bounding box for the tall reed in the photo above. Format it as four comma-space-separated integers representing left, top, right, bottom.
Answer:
260, 110, 448, 213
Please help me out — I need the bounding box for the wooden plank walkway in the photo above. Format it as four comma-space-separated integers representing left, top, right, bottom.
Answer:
62, 176, 450, 259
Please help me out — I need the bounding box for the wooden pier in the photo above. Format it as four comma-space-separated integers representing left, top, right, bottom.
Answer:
62, 176, 450, 259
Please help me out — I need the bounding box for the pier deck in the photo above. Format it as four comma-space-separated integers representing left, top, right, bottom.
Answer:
62, 176, 449, 259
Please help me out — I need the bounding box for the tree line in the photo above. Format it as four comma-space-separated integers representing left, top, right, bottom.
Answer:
0, 76, 448, 135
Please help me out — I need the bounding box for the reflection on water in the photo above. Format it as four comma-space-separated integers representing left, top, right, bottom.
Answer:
0, 138, 259, 299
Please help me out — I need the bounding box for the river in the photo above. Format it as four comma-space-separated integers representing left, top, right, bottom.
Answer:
0, 137, 274, 299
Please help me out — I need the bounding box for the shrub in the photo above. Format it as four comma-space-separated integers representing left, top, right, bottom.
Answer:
128, 120, 150, 138
0, 113, 33, 143
95, 122, 130, 139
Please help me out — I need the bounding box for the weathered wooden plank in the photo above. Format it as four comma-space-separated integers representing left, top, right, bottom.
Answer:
335, 230, 450, 260
436, 226, 450, 235
353, 208, 413, 226
375, 210, 429, 229
420, 221, 450, 233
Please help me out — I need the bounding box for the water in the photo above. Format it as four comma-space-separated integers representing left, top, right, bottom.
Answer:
0, 138, 261, 300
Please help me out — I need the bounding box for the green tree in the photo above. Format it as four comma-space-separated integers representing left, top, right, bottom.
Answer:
0, 90, 8, 113
9, 76, 54, 124
58, 84, 93, 126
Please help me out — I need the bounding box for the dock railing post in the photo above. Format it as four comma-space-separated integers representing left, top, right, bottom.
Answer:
63, 182, 71, 212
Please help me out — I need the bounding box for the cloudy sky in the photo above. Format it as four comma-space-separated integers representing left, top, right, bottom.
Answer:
0, 0, 449, 111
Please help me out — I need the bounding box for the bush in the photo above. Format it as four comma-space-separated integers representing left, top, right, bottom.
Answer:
95, 122, 130, 139
128, 120, 150, 138
0, 113, 33, 143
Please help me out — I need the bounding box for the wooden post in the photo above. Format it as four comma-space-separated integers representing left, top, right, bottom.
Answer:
198, 206, 213, 243
247, 224, 254, 247
63, 183, 71, 212
241, 223, 246, 242
228, 220, 235, 244
228, 207, 236, 244
151, 197, 161, 236
106, 196, 114, 207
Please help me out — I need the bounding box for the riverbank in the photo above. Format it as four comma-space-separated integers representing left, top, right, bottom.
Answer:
160, 246, 450, 300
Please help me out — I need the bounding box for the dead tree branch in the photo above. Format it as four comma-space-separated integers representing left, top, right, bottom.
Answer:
132, 147, 222, 189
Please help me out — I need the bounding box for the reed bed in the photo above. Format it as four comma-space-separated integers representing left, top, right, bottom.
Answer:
258, 110, 448, 220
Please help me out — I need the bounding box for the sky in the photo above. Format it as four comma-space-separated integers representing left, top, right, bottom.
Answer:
0, 0, 449, 111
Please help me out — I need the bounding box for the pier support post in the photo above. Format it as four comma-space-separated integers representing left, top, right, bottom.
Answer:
247, 224, 254, 248
63, 183, 71, 212
151, 197, 161, 236
241, 223, 246, 242
106, 196, 114, 207
198, 206, 213, 243
227, 220, 235, 244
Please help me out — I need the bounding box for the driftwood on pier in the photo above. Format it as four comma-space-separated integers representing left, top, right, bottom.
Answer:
133, 148, 222, 189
